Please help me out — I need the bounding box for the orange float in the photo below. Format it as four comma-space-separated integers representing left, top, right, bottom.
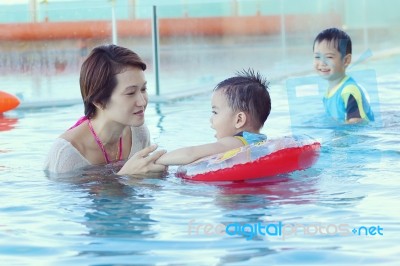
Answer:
0, 91, 20, 113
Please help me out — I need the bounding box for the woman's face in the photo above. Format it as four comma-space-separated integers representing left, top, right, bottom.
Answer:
105, 67, 148, 127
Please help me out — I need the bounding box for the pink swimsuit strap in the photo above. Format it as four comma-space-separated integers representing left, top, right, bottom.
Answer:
68, 116, 88, 130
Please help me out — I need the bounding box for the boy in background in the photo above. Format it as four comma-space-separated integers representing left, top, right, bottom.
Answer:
313, 27, 374, 123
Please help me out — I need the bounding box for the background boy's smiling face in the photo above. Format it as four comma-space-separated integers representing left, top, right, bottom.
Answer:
313, 40, 348, 82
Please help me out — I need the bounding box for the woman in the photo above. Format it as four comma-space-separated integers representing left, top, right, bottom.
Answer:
44, 44, 166, 175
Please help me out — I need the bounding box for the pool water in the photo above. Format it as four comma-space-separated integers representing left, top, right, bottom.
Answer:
0, 56, 399, 265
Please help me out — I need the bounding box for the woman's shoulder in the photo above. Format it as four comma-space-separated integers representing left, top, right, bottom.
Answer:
60, 122, 90, 152
44, 138, 90, 174
47, 137, 77, 153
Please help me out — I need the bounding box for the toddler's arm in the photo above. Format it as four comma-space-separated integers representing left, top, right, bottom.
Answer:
156, 137, 243, 165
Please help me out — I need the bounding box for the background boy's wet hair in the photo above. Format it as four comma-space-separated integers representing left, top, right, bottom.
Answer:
213, 68, 271, 129
313, 28, 352, 58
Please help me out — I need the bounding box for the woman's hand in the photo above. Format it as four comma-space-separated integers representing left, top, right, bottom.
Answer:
117, 145, 167, 176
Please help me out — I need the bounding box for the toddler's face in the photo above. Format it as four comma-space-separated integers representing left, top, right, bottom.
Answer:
313, 40, 348, 82
210, 90, 237, 139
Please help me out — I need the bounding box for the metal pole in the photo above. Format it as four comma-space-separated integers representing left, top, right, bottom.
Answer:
362, 0, 369, 50
111, 0, 118, 45
280, 0, 286, 60
29, 0, 37, 22
152, 5, 160, 96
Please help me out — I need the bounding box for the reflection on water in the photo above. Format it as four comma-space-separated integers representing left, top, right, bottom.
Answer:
50, 165, 167, 243
83, 181, 156, 239
211, 175, 319, 210
0, 115, 18, 132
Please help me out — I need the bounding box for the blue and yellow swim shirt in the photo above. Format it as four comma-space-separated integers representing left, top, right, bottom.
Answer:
234, 131, 267, 145
216, 131, 267, 161
323, 76, 374, 122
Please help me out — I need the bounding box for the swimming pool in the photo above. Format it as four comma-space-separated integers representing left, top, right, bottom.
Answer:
0, 55, 399, 265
